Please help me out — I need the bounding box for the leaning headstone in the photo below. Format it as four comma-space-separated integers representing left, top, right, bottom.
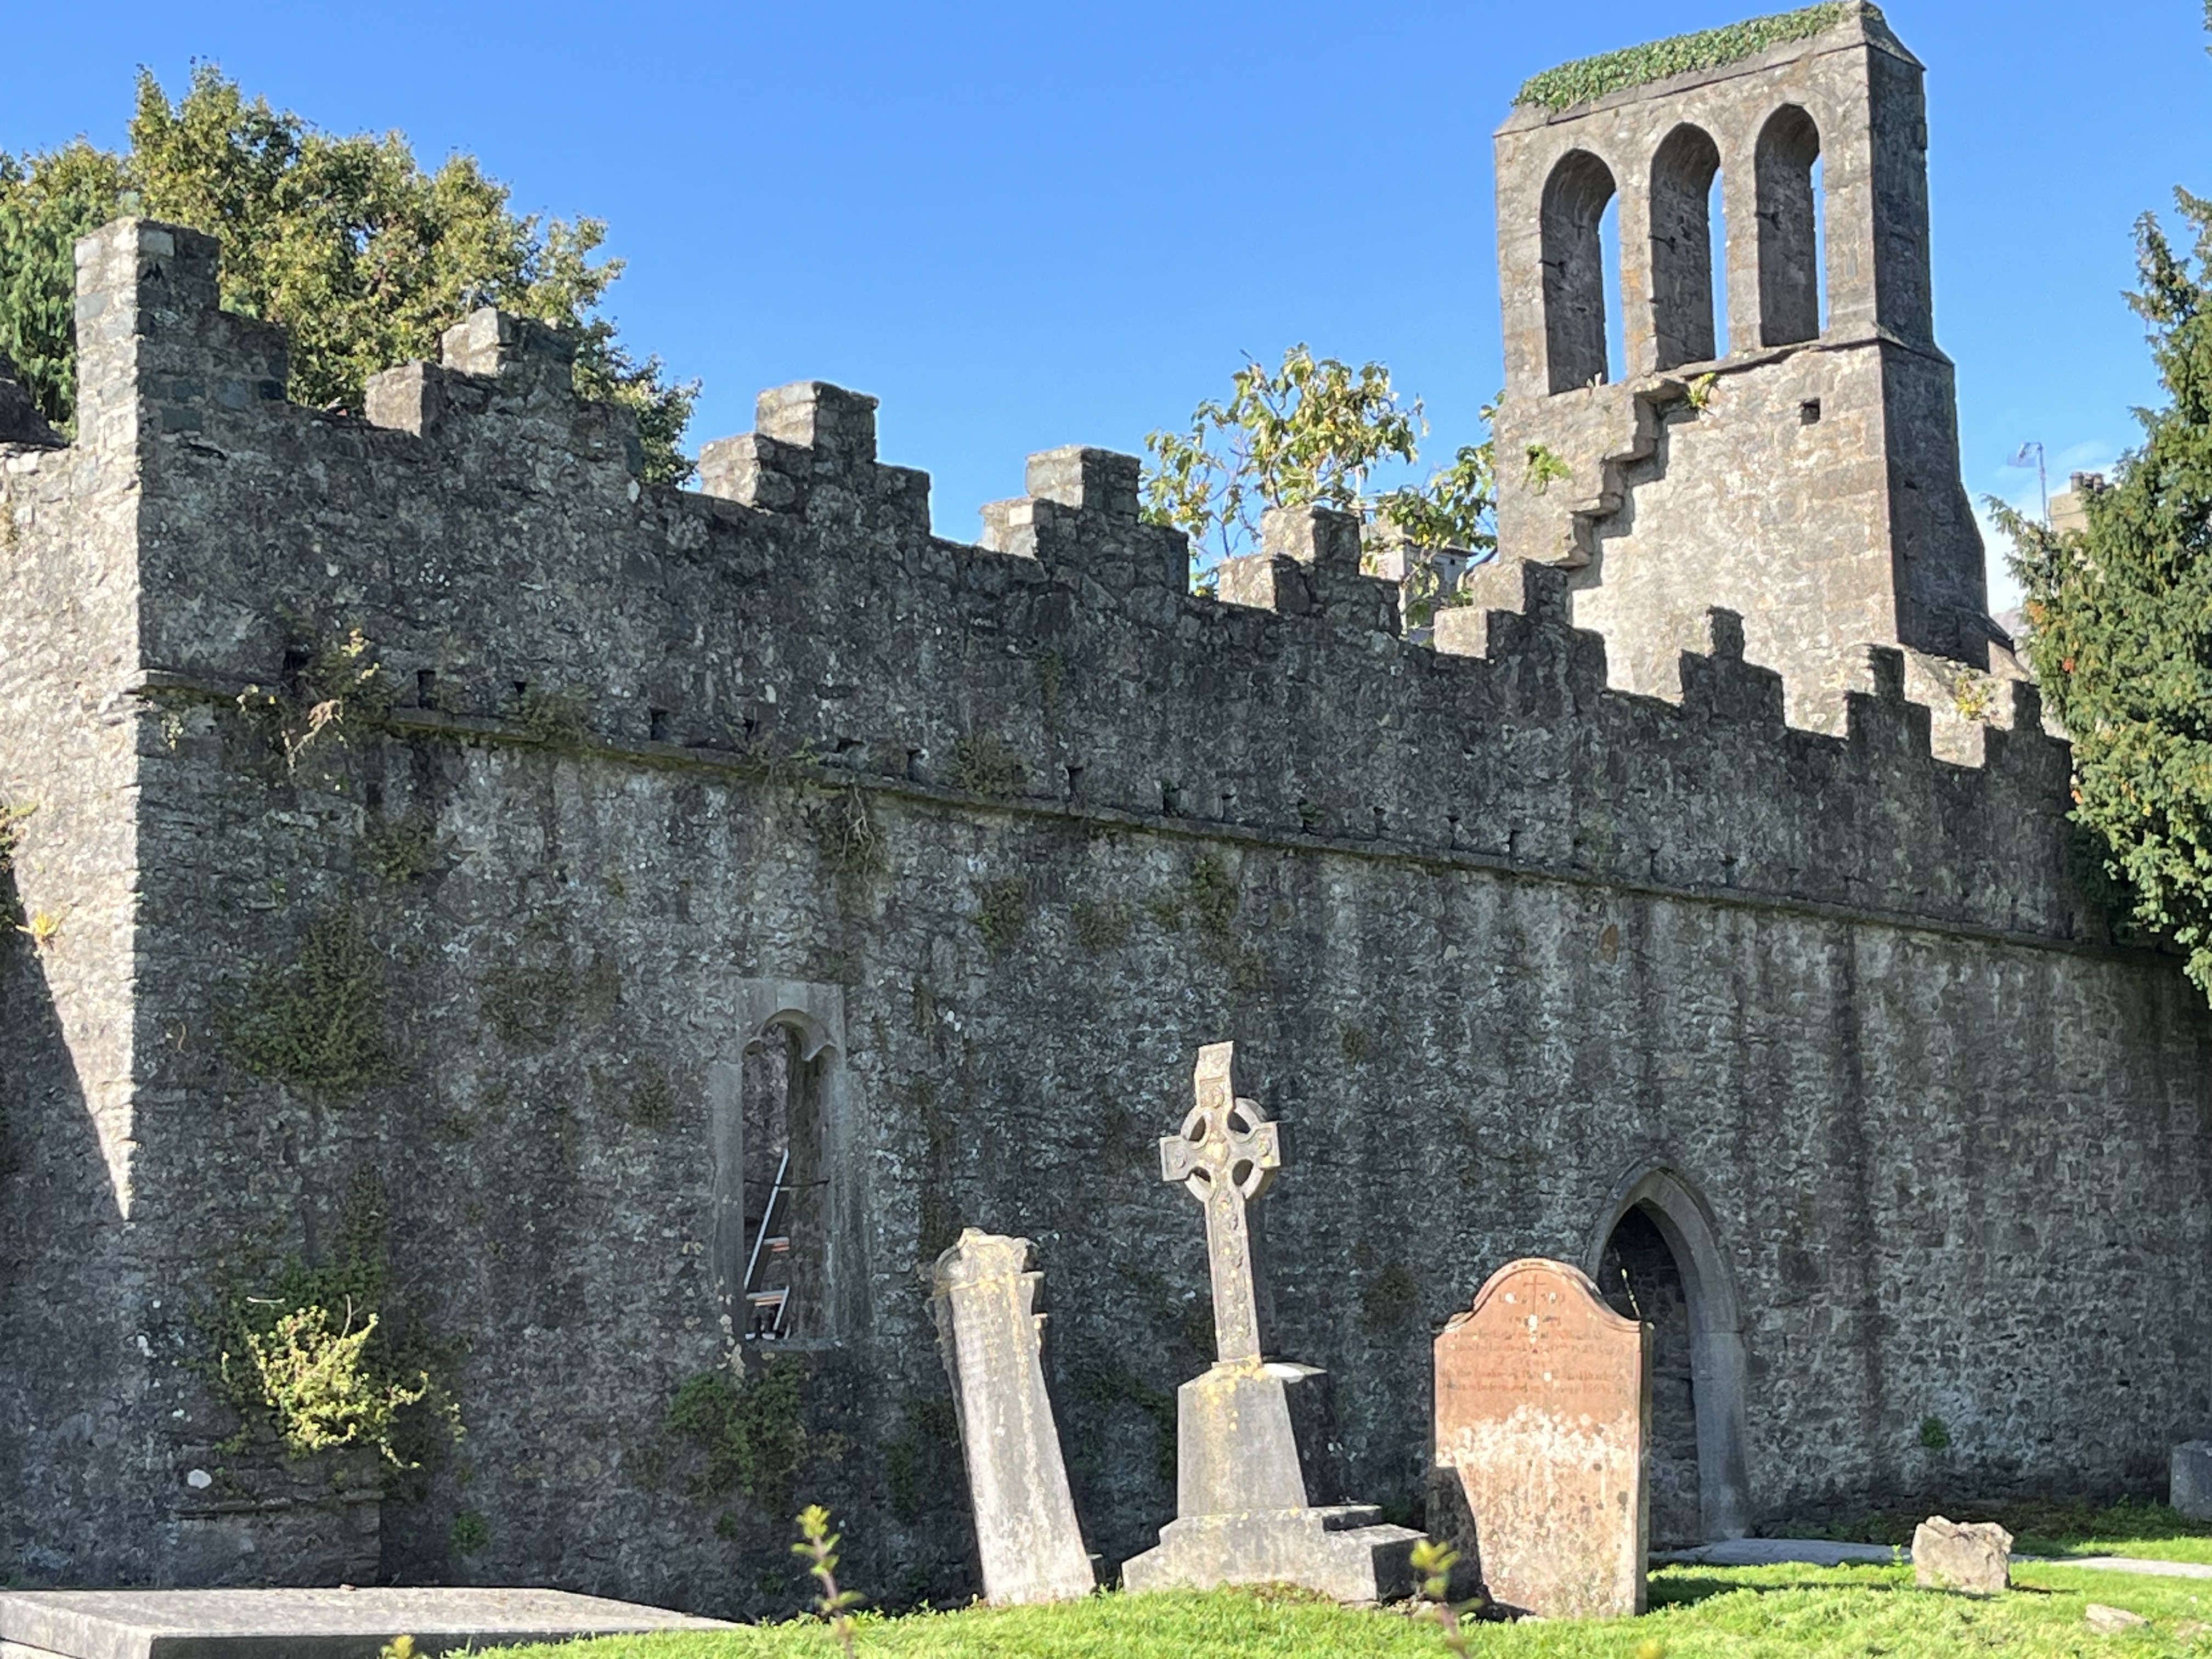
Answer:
931, 1228, 1094, 1604
1912, 1516, 2011, 1595
1121, 1042, 1421, 1603
1432, 1257, 1650, 1619
2175, 1441, 2212, 1519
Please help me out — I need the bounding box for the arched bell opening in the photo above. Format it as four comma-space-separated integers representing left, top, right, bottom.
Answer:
1754, 104, 1825, 347
1542, 149, 1621, 393
1649, 123, 1724, 369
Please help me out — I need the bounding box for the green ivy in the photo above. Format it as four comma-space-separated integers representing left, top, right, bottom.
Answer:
668, 1362, 810, 1509
220, 906, 395, 1095
1514, 4, 1854, 113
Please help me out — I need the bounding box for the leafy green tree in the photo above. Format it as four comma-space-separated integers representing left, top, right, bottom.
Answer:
0, 67, 695, 481
1998, 178, 2212, 991
0, 142, 126, 432
1141, 343, 1494, 580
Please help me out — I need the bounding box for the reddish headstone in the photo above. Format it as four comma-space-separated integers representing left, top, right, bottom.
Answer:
1432, 1258, 1651, 1618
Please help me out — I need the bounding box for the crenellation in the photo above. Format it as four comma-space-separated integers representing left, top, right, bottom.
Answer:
979, 447, 1189, 602
2, 148, 2205, 1606
1212, 505, 1402, 634
1024, 444, 1141, 519
696, 381, 930, 536
438, 306, 578, 381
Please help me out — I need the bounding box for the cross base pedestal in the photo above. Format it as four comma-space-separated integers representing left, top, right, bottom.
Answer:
1121, 1504, 1422, 1604
1121, 1358, 1422, 1603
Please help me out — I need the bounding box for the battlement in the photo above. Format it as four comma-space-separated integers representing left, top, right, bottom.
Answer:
0, 215, 2102, 954
0, 202, 2194, 1609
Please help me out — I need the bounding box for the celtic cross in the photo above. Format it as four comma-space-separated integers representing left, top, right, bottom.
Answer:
1160, 1041, 1282, 1364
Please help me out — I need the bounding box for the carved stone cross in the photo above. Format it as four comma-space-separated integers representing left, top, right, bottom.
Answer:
1160, 1041, 1282, 1364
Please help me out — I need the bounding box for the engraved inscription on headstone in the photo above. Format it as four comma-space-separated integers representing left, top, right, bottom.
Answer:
931, 1229, 1094, 1604
1432, 1258, 1651, 1620
1121, 1042, 1420, 1604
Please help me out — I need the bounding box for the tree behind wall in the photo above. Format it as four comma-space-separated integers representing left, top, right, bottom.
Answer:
2000, 176, 2212, 995
0, 67, 696, 482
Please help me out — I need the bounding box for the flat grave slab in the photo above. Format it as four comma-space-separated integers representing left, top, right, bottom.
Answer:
0, 1587, 730, 1659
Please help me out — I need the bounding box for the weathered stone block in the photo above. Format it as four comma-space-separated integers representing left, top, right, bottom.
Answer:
1911, 1516, 2010, 1595
1122, 1506, 1418, 1605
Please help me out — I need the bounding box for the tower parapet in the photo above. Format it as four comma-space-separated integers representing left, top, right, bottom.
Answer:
1491, 3, 1998, 713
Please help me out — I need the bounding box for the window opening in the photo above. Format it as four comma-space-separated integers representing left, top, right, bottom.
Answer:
1754, 105, 1823, 347
1541, 149, 1620, 393
1649, 125, 1723, 370
739, 1021, 830, 1340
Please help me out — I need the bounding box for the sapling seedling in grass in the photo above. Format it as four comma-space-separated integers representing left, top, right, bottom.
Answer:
793, 1504, 863, 1659
1409, 1538, 1477, 1657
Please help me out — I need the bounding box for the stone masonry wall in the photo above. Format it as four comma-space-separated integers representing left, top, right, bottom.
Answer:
0, 216, 2207, 1613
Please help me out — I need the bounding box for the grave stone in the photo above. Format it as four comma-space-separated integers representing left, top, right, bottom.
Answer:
0, 1587, 727, 1659
1120, 1042, 1421, 1604
1912, 1516, 2011, 1595
1432, 1257, 1651, 1619
930, 1228, 1095, 1604
2175, 1441, 2212, 1519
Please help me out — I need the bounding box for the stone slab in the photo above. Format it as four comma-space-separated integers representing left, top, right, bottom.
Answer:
1434, 1257, 1650, 1619
0, 1588, 730, 1659
930, 1228, 1094, 1604
2062, 1556, 2212, 1580
1120, 1505, 1421, 1604
2175, 1441, 2212, 1520
1656, 1538, 1900, 1567
1658, 1539, 2212, 1581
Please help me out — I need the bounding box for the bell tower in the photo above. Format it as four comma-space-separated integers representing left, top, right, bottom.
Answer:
1490, 4, 1997, 707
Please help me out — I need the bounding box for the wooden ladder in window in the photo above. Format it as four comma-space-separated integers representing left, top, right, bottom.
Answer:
742, 1147, 794, 1339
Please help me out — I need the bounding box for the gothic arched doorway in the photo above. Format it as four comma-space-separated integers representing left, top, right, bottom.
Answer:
1585, 1164, 1751, 1542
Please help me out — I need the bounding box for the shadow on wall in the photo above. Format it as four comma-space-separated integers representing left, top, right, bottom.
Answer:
0, 856, 141, 1582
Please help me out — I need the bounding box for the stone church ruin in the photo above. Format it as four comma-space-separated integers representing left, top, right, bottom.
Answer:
1, 2, 2207, 1615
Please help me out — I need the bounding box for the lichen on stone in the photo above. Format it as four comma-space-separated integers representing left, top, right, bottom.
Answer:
1514, 3, 1858, 113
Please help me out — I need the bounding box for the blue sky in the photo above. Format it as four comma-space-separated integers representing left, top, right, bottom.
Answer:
11, 2, 2212, 608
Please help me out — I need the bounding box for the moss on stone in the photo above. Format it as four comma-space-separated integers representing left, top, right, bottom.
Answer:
668, 1359, 810, 1509
949, 734, 1025, 798
1514, 4, 1857, 113
221, 906, 394, 1094
974, 877, 1028, 954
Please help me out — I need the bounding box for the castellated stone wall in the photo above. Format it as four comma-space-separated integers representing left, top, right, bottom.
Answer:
0, 216, 2208, 1612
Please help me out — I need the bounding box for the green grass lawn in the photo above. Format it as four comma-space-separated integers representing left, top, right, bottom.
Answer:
489, 1562, 2212, 1658
1779, 1497, 2212, 1565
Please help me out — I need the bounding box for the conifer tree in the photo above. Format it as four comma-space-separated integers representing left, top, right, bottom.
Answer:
2000, 32, 2212, 991
0, 67, 695, 482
